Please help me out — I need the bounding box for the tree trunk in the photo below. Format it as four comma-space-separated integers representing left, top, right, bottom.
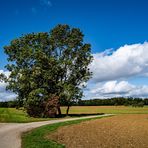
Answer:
66, 105, 70, 116
57, 106, 61, 116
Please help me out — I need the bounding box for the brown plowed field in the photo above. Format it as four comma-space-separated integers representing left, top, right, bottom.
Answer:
47, 114, 148, 148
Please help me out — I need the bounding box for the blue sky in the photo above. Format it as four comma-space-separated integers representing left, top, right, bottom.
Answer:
0, 0, 148, 100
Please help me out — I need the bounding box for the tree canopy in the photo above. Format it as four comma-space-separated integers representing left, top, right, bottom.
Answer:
4, 24, 93, 117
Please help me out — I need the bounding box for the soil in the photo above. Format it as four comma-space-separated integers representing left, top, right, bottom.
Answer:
47, 114, 148, 148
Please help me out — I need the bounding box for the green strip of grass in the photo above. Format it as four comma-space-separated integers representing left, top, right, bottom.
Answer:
0, 108, 52, 123
22, 116, 112, 148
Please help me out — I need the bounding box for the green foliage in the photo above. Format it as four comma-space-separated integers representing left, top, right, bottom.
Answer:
4, 24, 92, 117
78, 97, 146, 107
0, 102, 8, 107
0, 100, 22, 108
132, 102, 144, 107
24, 89, 47, 117
0, 73, 7, 82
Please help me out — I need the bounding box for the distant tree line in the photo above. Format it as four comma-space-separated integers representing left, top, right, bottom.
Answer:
0, 97, 148, 108
0, 100, 21, 108
77, 97, 147, 107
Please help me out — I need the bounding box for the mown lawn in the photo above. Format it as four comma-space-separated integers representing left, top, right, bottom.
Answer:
0, 108, 51, 123
61, 106, 148, 114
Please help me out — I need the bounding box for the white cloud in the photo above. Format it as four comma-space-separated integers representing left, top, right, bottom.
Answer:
0, 71, 17, 101
90, 42, 148, 82
0, 91, 17, 102
86, 80, 148, 99
0, 81, 17, 102
84, 42, 148, 99
91, 81, 134, 94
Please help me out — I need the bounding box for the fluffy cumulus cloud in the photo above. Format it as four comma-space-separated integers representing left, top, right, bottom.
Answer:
84, 42, 148, 99
88, 81, 148, 99
91, 81, 134, 95
90, 42, 148, 82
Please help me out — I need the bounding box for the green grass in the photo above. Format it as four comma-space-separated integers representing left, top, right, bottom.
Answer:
1, 106, 148, 123
22, 116, 110, 148
0, 108, 51, 123
61, 106, 148, 114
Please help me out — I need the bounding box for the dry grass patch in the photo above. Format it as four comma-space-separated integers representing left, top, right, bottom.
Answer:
61, 106, 148, 114
47, 114, 148, 148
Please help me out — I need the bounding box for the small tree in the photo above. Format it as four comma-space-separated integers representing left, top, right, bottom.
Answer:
4, 24, 92, 117
60, 83, 83, 115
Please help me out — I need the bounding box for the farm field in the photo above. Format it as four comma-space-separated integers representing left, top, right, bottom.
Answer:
1, 106, 148, 123
61, 106, 148, 114
47, 114, 148, 148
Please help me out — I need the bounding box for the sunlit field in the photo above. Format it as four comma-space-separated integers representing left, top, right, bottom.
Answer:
61, 106, 148, 114
1, 106, 148, 123
0, 108, 51, 123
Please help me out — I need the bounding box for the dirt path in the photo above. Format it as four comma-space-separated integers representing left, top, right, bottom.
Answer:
48, 114, 148, 148
0, 114, 111, 148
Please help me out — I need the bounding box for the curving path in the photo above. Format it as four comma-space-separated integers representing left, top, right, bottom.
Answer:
0, 114, 112, 148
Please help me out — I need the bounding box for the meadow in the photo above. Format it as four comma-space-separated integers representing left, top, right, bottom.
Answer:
61, 105, 148, 114
0, 108, 51, 123
1, 106, 148, 122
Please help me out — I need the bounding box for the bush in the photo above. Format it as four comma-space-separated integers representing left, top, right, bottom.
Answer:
25, 92, 59, 118
0, 101, 8, 107
132, 102, 144, 107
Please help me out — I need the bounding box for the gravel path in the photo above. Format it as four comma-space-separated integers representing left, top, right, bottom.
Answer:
0, 114, 112, 148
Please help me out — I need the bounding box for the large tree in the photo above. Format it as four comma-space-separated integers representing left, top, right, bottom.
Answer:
4, 24, 92, 117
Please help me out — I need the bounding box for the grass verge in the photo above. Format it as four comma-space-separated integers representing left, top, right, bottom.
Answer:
0, 108, 52, 123
22, 115, 112, 148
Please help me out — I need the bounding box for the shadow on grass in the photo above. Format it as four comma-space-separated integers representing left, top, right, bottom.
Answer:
55, 113, 104, 118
